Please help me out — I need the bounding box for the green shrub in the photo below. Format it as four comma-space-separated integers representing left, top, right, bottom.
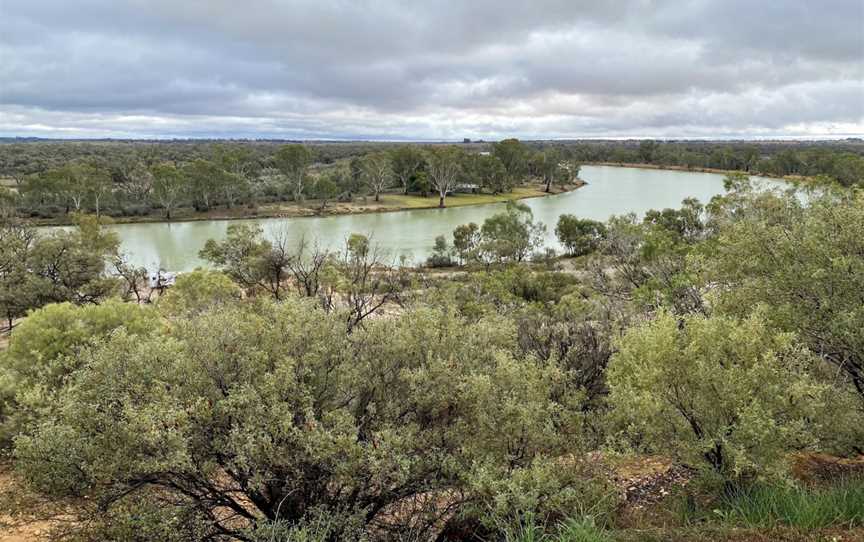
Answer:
157, 269, 242, 315
607, 310, 830, 483
0, 299, 160, 445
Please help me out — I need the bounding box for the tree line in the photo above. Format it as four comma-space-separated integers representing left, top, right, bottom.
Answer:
0, 140, 582, 220
3, 138, 861, 222
565, 139, 864, 186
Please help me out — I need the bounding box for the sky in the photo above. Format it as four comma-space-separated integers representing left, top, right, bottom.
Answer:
1, 0, 863, 140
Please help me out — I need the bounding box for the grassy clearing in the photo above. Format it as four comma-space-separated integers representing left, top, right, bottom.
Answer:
382, 186, 552, 209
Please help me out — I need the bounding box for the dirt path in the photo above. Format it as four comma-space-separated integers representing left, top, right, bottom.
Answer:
0, 465, 76, 542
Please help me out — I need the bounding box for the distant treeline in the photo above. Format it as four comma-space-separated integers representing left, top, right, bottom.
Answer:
0, 140, 580, 220
0, 139, 861, 220
559, 139, 864, 185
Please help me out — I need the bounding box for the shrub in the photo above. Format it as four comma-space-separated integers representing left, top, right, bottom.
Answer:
607, 310, 830, 484
0, 300, 160, 446
157, 269, 242, 316
14, 299, 597, 539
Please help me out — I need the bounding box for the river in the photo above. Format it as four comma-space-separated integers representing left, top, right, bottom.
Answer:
104, 166, 777, 271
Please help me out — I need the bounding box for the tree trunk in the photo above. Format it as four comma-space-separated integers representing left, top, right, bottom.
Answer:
438, 195, 445, 208
375, 192, 380, 202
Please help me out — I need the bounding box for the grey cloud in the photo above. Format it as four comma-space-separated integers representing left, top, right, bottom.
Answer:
1, 0, 862, 139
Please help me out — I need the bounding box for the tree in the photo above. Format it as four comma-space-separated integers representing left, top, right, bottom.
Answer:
426, 146, 463, 208
24, 215, 121, 307
80, 164, 113, 217
426, 235, 452, 267
644, 197, 705, 243
199, 224, 291, 300
183, 159, 228, 212
274, 144, 313, 202
325, 234, 404, 331
535, 148, 569, 193
555, 215, 606, 256
44, 163, 112, 215
452, 222, 481, 265
58, 163, 91, 213
608, 311, 829, 485
283, 237, 330, 300
313, 170, 340, 211
389, 146, 425, 194
112, 253, 152, 304
471, 154, 509, 194
638, 140, 660, 163
359, 152, 392, 202
150, 163, 186, 219
118, 162, 154, 202
492, 138, 529, 185
479, 202, 546, 263
831, 153, 864, 187
0, 220, 37, 330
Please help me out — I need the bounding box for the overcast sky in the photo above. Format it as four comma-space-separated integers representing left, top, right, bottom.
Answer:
1, 0, 863, 140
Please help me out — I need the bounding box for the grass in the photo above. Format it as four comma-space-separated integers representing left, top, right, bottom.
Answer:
677, 478, 864, 531
500, 515, 613, 542
717, 479, 864, 530
384, 186, 552, 210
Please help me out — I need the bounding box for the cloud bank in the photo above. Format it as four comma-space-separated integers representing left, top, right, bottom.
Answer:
1, 0, 862, 139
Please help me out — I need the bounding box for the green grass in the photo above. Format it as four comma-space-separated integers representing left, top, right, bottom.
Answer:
675, 478, 864, 531
383, 186, 549, 210
719, 479, 864, 530
500, 515, 613, 542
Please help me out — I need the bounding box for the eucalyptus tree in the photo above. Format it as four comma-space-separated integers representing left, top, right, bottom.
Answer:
359, 152, 392, 202
150, 163, 186, 219
478, 201, 546, 263
389, 145, 425, 194
535, 148, 570, 193
274, 144, 313, 202
199, 223, 292, 300
491, 138, 529, 185
555, 215, 606, 256
470, 153, 509, 194
183, 159, 228, 212
426, 146, 463, 208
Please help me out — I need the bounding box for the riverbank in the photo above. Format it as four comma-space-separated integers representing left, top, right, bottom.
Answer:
26, 180, 584, 227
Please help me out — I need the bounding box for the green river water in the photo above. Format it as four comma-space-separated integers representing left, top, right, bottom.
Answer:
103, 166, 778, 271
